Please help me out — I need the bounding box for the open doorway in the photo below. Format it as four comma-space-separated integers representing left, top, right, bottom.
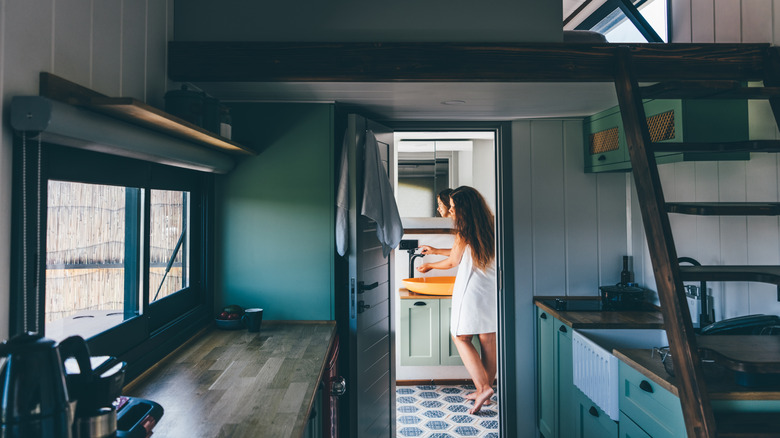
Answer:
392, 130, 500, 437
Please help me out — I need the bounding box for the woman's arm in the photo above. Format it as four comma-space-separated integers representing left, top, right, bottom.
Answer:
419, 245, 451, 257
417, 237, 465, 273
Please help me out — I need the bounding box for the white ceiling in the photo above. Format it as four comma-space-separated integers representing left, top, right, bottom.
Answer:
195, 81, 619, 121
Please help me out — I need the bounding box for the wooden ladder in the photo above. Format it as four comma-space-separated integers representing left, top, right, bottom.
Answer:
613, 46, 780, 438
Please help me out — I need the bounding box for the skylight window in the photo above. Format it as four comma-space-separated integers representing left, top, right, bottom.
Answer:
568, 0, 669, 43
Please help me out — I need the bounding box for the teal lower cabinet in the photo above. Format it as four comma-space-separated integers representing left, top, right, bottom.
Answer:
536, 306, 576, 438
617, 360, 780, 437
400, 298, 479, 366
618, 361, 686, 438
619, 412, 651, 438
575, 388, 618, 438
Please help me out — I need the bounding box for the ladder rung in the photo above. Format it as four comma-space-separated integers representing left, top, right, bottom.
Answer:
641, 80, 780, 99
652, 140, 780, 153
667, 202, 780, 216
680, 265, 780, 285
715, 412, 780, 437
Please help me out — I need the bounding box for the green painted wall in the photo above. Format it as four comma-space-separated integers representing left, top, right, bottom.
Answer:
216, 103, 335, 321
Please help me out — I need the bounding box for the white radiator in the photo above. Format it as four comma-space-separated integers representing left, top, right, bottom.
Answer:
572, 330, 619, 421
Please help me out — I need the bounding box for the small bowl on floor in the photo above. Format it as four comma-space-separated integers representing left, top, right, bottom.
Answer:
215, 318, 244, 330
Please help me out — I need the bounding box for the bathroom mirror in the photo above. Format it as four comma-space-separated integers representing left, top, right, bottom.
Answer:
395, 132, 496, 222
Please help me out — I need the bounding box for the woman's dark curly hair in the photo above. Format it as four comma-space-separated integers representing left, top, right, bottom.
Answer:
450, 186, 495, 270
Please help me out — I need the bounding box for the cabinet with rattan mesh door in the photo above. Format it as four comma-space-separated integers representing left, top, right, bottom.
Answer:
583, 99, 749, 173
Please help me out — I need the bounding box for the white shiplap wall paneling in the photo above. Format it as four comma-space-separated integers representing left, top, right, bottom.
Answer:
596, 172, 628, 287
147, 0, 167, 109
531, 121, 567, 295
53, 0, 91, 86
741, 0, 773, 43
121, 0, 147, 100
672, 0, 693, 42
92, 0, 122, 96
714, 0, 742, 42
511, 120, 534, 298
563, 120, 600, 296
3, 0, 53, 104
691, 0, 715, 43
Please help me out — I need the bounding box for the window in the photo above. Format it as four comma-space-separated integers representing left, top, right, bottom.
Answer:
12, 141, 213, 367
569, 0, 669, 43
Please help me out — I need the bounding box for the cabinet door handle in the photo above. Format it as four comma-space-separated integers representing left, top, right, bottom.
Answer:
559, 325, 567, 333
598, 154, 606, 161
414, 301, 427, 306
588, 406, 599, 417
639, 380, 654, 393
540, 313, 547, 319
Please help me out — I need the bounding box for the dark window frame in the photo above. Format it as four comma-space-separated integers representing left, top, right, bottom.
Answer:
10, 140, 214, 380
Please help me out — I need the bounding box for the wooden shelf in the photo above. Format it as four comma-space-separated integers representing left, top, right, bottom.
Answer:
84, 97, 256, 156
667, 202, 780, 216
39, 72, 256, 156
698, 335, 780, 374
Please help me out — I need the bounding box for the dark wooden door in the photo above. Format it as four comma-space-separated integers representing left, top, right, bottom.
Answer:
345, 114, 395, 437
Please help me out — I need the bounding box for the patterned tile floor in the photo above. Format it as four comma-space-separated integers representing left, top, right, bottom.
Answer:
396, 385, 499, 437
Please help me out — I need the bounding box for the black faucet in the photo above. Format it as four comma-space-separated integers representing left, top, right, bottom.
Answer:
408, 250, 426, 278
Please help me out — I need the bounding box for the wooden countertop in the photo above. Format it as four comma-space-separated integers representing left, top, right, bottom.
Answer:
614, 348, 780, 401
123, 321, 337, 438
399, 289, 452, 299
534, 297, 665, 329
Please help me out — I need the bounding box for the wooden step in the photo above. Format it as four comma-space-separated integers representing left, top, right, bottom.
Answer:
652, 139, 780, 153
698, 335, 780, 374
641, 80, 780, 99
680, 265, 780, 285
715, 412, 780, 437
667, 202, 780, 216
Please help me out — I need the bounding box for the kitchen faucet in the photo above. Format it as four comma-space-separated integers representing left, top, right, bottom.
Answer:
408, 250, 426, 278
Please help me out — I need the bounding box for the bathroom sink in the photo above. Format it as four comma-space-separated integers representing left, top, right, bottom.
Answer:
402, 277, 456, 296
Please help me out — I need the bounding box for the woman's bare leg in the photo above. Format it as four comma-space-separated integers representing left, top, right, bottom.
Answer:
479, 332, 498, 388
465, 332, 498, 403
452, 334, 494, 414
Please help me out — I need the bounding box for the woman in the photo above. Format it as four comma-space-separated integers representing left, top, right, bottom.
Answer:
417, 186, 497, 414
436, 188, 454, 218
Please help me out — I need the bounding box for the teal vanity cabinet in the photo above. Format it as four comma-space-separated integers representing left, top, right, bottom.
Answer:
400, 297, 479, 366
400, 298, 439, 366
536, 306, 576, 438
584, 99, 749, 173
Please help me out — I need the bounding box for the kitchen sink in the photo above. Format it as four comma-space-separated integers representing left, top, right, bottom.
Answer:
573, 328, 668, 421
402, 276, 456, 296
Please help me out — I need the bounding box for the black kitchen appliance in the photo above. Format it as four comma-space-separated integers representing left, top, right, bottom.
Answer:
599, 283, 647, 310
0, 332, 83, 438
61, 342, 127, 438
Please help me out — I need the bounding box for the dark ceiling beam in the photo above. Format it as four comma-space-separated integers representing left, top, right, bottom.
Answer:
168, 42, 769, 83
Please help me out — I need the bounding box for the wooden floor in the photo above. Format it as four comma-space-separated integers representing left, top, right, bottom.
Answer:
124, 321, 336, 438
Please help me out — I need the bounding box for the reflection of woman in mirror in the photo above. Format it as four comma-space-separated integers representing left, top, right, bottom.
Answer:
417, 186, 497, 414
436, 188, 454, 218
